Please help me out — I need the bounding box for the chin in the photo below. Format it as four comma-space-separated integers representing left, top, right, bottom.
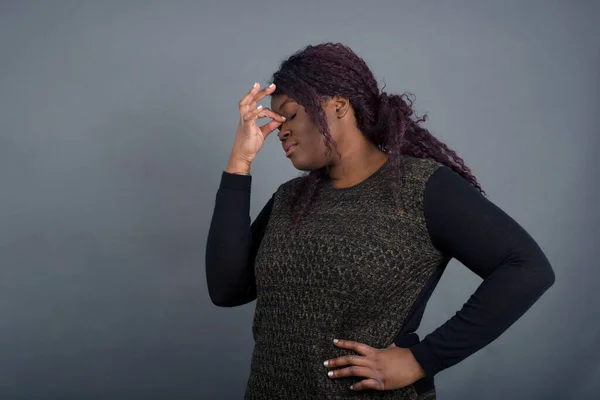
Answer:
291, 162, 312, 171
291, 158, 327, 172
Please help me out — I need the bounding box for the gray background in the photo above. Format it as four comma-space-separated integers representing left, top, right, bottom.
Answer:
1, 0, 598, 399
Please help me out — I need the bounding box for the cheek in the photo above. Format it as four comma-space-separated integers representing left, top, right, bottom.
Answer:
304, 130, 328, 154
299, 119, 324, 143
294, 117, 330, 160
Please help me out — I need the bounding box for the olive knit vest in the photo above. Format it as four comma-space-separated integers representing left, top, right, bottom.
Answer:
245, 156, 445, 399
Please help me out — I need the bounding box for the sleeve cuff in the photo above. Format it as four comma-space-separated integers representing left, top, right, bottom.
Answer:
409, 341, 443, 377
220, 171, 252, 192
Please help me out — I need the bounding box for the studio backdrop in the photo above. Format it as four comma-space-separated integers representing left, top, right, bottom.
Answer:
0, 1, 598, 399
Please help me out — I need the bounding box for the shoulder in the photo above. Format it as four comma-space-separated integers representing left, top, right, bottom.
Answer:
399, 156, 444, 187
392, 156, 446, 221
399, 157, 483, 211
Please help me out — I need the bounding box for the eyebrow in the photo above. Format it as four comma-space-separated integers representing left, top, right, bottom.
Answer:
277, 98, 297, 112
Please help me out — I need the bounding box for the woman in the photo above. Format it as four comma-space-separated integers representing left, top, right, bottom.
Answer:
205, 43, 554, 399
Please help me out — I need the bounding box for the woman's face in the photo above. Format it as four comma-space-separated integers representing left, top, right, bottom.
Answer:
270, 94, 340, 171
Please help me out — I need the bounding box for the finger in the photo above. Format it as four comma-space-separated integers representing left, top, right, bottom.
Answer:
259, 119, 283, 137
324, 354, 370, 369
239, 82, 261, 108
241, 99, 257, 117
244, 106, 285, 127
239, 83, 277, 113
333, 339, 375, 356
350, 378, 382, 391
327, 365, 375, 380
256, 107, 286, 122
243, 104, 264, 122
253, 82, 277, 104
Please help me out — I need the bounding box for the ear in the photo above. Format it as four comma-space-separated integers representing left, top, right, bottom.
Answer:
332, 96, 351, 119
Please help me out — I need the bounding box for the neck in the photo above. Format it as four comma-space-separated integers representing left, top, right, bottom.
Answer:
327, 133, 389, 189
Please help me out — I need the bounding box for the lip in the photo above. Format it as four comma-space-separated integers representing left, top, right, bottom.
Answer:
283, 142, 298, 157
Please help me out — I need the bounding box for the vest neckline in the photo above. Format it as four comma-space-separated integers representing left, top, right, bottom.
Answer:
324, 158, 390, 192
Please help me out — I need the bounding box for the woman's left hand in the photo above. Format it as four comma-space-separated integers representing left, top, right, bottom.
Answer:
324, 339, 426, 391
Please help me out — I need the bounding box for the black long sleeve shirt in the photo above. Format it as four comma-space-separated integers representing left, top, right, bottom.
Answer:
205, 165, 555, 383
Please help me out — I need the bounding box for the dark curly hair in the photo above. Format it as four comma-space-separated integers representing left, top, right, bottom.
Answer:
270, 42, 484, 233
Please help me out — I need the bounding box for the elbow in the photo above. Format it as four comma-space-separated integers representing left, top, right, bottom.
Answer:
209, 296, 236, 308
210, 296, 252, 308
206, 284, 238, 307
534, 244, 556, 290
205, 259, 240, 307
206, 284, 252, 308
527, 252, 556, 296
539, 261, 556, 291
208, 290, 236, 307
500, 248, 556, 299
205, 253, 255, 307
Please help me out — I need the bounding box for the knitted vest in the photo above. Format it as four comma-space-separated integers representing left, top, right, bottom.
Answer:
245, 156, 445, 399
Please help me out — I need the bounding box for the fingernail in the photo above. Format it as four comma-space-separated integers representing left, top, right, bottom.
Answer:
350, 385, 354, 390
281, 116, 286, 120
268, 83, 275, 88
323, 360, 329, 367
328, 371, 333, 377
333, 339, 339, 344
257, 105, 263, 110
253, 82, 258, 88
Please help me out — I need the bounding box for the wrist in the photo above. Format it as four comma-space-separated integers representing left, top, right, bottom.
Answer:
406, 348, 426, 380
225, 157, 252, 175
409, 343, 439, 378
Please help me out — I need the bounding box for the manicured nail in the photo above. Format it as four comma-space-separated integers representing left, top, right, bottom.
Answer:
268, 83, 275, 88
333, 339, 339, 344
253, 82, 258, 88
323, 360, 329, 367
257, 105, 263, 110
350, 385, 354, 390
328, 371, 333, 377
281, 116, 286, 120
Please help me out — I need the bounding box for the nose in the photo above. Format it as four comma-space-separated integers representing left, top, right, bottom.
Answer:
278, 130, 291, 141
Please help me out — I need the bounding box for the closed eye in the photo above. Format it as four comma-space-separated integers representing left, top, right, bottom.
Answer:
276, 113, 296, 134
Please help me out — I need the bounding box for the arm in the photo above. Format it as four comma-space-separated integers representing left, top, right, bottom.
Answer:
205, 171, 274, 307
409, 166, 556, 376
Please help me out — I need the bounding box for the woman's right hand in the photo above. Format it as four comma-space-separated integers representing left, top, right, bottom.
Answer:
228, 82, 287, 169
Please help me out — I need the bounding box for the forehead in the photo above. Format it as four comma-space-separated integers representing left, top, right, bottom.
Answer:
270, 94, 297, 111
